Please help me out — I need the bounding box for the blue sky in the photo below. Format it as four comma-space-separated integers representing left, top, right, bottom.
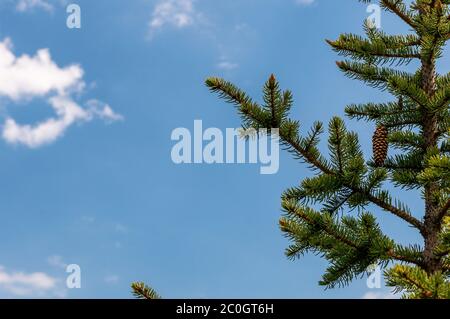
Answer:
0, 0, 447, 298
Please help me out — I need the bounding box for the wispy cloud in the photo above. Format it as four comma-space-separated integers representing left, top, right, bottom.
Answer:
0, 38, 122, 148
295, 0, 315, 6
149, 0, 197, 36
0, 265, 57, 297
13, 0, 70, 13
147, 1, 242, 71
47, 255, 68, 270
15, 0, 54, 12
216, 60, 238, 71
86, 99, 124, 123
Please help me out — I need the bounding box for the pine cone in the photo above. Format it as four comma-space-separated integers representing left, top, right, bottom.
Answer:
372, 125, 388, 166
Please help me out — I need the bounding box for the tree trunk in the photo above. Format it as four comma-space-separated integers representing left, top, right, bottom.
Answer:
421, 58, 442, 274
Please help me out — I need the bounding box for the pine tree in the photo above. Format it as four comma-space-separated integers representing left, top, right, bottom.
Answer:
205, 0, 450, 298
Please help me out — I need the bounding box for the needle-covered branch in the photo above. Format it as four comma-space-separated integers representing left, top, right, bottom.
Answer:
131, 282, 161, 300
206, 76, 423, 231
280, 200, 421, 287
327, 25, 421, 65
439, 200, 450, 220
386, 264, 450, 298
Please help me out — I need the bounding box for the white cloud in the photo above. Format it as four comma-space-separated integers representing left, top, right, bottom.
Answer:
149, 0, 196, 34
16, 0, 54, 12
0, 38, 122, 148
362, 290, 398, 299
216, 60, 238, 71
0, 39, 83, 100
2, 96, 87, 148
47, 255, 67, 270
85, 99, 124, 123
295, 0, 315, 6
14, 0, 70, 13
147, 1, 243, 72
0, 266, 57, 297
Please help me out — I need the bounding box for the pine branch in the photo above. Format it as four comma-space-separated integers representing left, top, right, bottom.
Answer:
438, 199, 450, 221
282, 131, 332, 174
345, 101, 422, 129
381, 0, 417, 29
329, 118, 345, 173
206, 77, 332, 174
387, 248, 424, 267
386, 264, 450, 298
436, 247, 450, 258
279, 202, 419, 287
384, 120, 422, 128
387, 265, 434, 298
206, 76, 424, 231
281, 202, 359, 250
265, 74, 279, 127
326, 30, 421, 65
336, 61, 429, 108
365, 190, 424, 231
131, 282, 161, 299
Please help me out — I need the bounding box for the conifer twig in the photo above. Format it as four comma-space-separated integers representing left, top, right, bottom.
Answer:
381, 0, 416, 29
438, 199, 450, 221
131, 282, 161, 300
206, 77, 424, 231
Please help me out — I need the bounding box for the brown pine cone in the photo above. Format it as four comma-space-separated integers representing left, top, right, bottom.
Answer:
372, 125, 388, 166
